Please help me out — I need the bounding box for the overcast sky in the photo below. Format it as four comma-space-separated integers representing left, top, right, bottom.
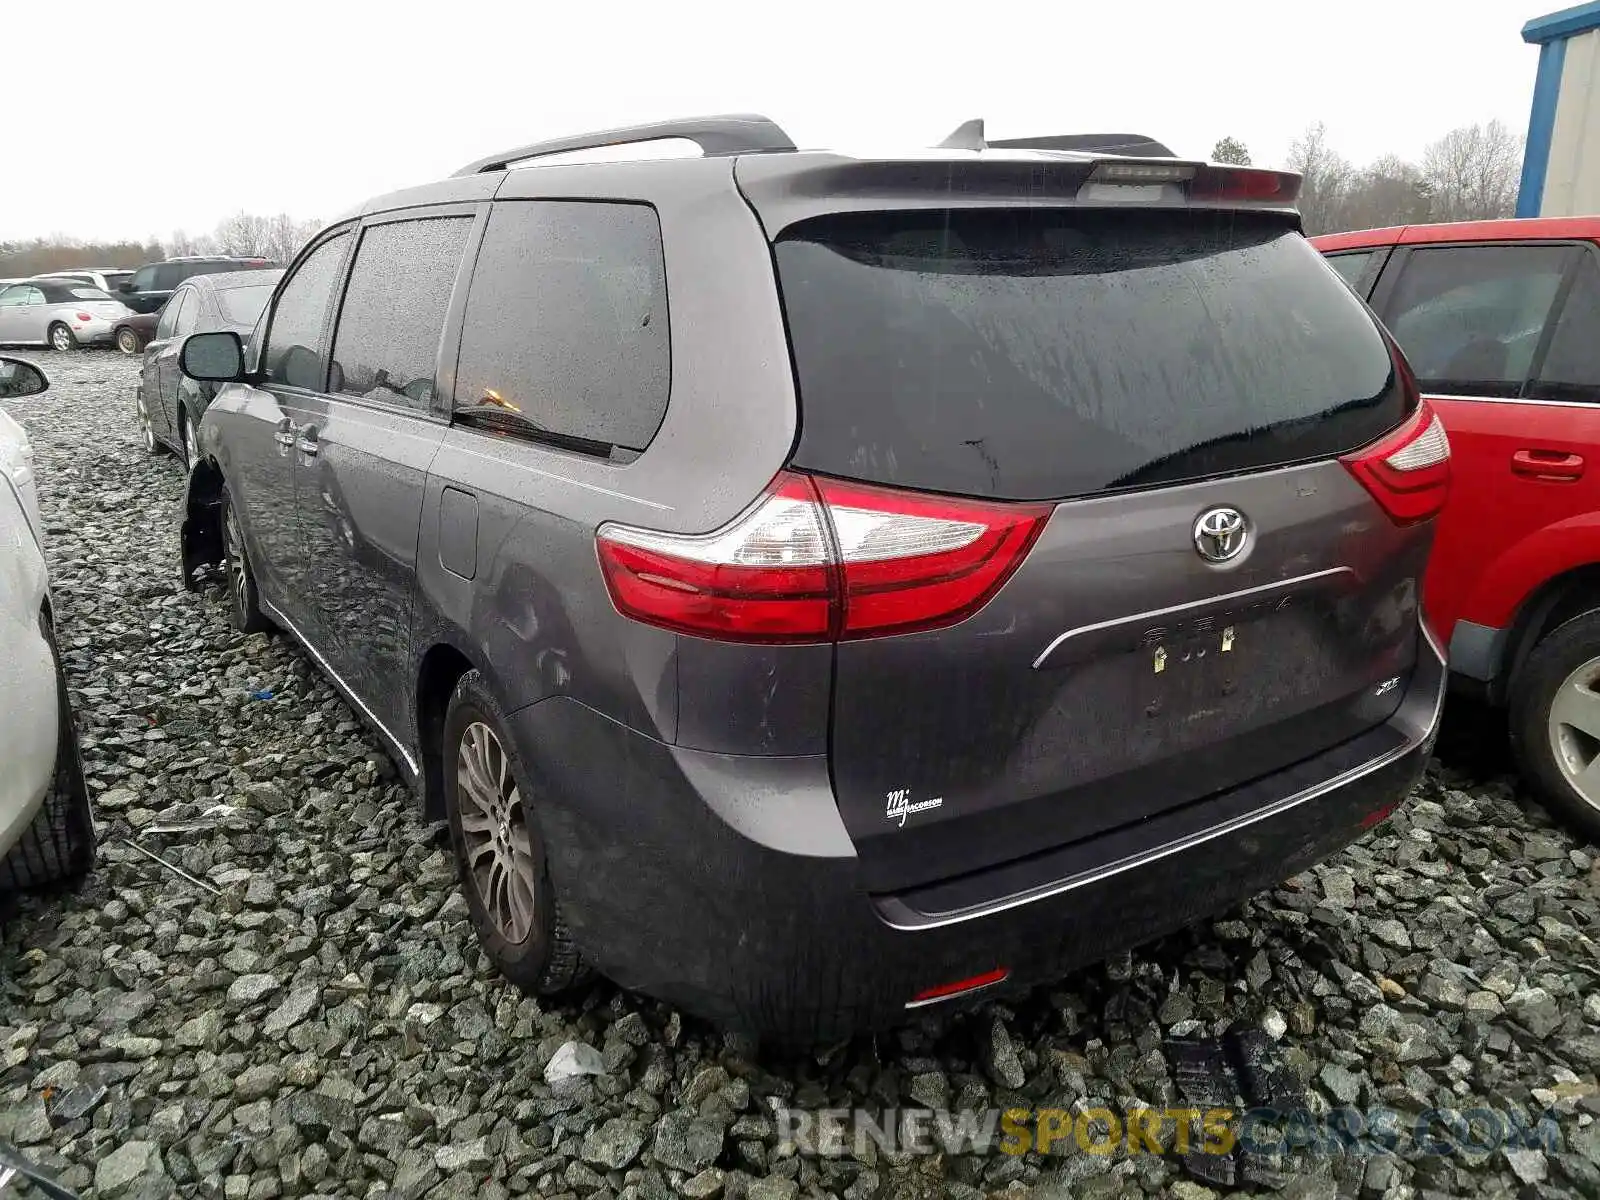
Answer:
10, 0, 1540, 243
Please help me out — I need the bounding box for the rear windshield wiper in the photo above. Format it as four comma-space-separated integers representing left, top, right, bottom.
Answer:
451, 405, 619, 461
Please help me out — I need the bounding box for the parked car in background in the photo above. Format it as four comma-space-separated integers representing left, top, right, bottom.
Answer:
34, 268, 135, 294
176, 115, 1447, 1039
0, 357, 97, 892
0, 279, 132, 351
0, 364, 42, 536
136, 269, 282, 464
118, 256, 277, 314
114, 309, 160, 356
1315, 217, 1600, 839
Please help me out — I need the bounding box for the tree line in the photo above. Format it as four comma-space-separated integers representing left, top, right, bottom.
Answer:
0, 124, 1528, 277
0, 212, 323, 279
1212, 120, 1524, 235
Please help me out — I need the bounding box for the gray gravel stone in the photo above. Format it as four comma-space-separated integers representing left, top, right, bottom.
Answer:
583, 1115, 648, 1170
261, 983, 320, 1036
435, 1137, 492, 1173
94, 1140, 165, 1196
985, 1016, 1026, 1088
653, 1110, 724, 1173
226, 973, 282, 1006
1507, 986, 1563, 1038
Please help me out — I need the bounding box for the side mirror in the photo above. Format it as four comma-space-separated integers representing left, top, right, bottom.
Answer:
0, 356, 48, 399
180, 331, 246, 383
118, 280, 135, 292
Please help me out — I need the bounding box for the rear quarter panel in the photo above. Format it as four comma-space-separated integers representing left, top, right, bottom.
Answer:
412, 158, 814, 748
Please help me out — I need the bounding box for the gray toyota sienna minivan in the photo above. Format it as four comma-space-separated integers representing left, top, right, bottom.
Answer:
177, 114, 1448, 1040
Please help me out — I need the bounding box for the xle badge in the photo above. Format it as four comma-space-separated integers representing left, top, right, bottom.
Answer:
886, 788, 942, 828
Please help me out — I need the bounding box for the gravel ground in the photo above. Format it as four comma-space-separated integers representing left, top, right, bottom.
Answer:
1, 352, 1598, 1200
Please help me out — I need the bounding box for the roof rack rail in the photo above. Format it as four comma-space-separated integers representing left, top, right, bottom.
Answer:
453, 113, 796, 176
933, 118, 1176, 159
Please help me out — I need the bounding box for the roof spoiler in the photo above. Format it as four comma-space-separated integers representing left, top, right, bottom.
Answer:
453, 114, 795, 176
935, 118, 1177, 158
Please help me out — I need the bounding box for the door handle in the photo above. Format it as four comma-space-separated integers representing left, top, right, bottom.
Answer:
1511, 448, 1585, 481
297, 427, 320, 456
274, 417, 299, 447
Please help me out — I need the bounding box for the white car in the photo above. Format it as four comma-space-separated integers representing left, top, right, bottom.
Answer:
0, 279, 132, 352
31, 268, 136, 295
0, 357, 95, 890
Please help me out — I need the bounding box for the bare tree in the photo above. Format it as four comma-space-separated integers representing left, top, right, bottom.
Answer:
1287, 122, 1353, 236
1210, 137, 1251, 166
263, 213, 322, 264
1340, 155, 1435, 231
1422, 120, 1522, 222
213, 211, 274, 257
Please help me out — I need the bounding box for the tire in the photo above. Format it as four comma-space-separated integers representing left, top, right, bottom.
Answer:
177, 407, 193, 470
135, 392, 164, 456
48, 323, 76, 353
116, 327, 142, 356
0, 614, 96, 890
1509, 608, 1600, 842
220, 483, 273, 635
443, 670, 590, 994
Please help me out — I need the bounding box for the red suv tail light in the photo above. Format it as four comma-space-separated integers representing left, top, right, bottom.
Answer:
1340, 398, 1451, 526
595, 471, 1051, 643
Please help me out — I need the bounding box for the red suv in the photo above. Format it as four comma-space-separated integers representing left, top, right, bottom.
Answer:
1314, 218, 1600, 839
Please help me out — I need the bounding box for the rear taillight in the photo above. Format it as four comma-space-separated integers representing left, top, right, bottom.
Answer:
595, 472, 1051, 643
1189, 165, 1302, 203
75, 312, 92, 322
1340, 398, 1451, 526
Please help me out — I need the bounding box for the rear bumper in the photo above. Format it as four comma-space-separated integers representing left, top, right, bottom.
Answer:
68, 317, 116, 345
514, 623, 1445, 1041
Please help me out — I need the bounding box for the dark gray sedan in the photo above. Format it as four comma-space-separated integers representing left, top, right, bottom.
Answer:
136, 269, 283, 465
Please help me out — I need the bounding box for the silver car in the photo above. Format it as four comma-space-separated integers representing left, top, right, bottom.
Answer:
0, 278, 132, 351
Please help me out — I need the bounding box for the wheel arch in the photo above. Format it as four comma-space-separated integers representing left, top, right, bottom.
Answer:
415, 641, 481, 821
180, 457, 226, 592
1496, 563, 1600, 706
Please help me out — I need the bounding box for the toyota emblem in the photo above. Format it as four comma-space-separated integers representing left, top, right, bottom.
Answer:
1193, 507, 1249, 563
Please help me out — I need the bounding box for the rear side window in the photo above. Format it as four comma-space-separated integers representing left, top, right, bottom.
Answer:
1381, 245, 1570, 395
455, 200, 670, 452
263, 233, 350, 390
1326, 250, 1376, 291
174, 290, 202, 336
69, 287, 112, 301
330, 217, 471, 409
1530, 253, 1600, 404
155, 292, 187, 339
155, 263, 188, 290
776, 209, 1403, 501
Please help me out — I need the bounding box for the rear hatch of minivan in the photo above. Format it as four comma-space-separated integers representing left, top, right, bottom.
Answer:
738, 156, 1443, 893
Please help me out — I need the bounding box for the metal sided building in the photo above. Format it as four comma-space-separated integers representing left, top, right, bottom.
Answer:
1518, 1, 1600, 216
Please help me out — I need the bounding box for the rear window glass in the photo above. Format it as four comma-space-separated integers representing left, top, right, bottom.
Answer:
218, 283, 276, 326
776, 209, 1405, 500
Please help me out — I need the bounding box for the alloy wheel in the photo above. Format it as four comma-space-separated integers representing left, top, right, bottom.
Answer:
456, 721, 538, 944
1548, 654, 1600, 811
178, 410, 192, 470
50, 326, 72, 352
117, 329, 140, 355
223, 504, 249, 616
136, 395, 155, 452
